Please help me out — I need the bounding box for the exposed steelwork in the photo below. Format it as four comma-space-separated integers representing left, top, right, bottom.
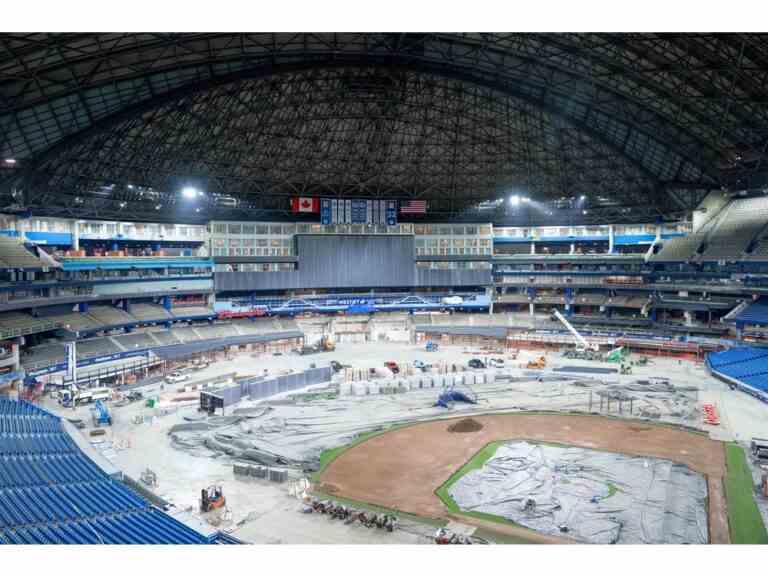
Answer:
1, 33, 767, 221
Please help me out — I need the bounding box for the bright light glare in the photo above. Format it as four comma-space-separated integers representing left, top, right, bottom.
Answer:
3, 158, 16, 165
182, 186, 198, 199
509, 195, 520, 206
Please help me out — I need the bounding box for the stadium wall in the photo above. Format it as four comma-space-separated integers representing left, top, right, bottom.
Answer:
215, 234, 491, 291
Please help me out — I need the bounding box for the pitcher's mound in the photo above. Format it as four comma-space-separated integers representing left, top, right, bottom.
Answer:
447, 418, 483, 433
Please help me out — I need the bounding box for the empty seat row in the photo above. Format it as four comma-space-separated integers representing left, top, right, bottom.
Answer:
0, 509, 207, 544
0, 416, 61, 435
0, 399, 51, 418
0, 453, 108, 489
0, 399, 211, 544
707, 346, 768, 368
0, 433, 77, 458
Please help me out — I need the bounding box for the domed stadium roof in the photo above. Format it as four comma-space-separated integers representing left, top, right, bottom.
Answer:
1, 33, 767, 221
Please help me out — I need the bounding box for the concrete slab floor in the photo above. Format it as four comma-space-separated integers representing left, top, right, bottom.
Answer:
39, 342, 768, 544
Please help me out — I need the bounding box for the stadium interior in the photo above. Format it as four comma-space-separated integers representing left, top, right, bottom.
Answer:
2, 32, 768, 546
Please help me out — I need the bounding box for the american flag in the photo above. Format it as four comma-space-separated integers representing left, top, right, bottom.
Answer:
399, 199, 427, 214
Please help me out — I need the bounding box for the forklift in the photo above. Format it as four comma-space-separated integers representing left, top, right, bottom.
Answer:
200, 485, 226, 513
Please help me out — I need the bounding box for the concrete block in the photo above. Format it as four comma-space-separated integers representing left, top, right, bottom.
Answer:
251, 466, 267, 478
269, 469, 288, 483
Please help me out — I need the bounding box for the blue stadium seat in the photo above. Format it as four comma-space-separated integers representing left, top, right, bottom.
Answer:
0, 398, 211, 545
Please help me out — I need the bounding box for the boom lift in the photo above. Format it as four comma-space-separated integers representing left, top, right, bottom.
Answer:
552, 309, 599, 351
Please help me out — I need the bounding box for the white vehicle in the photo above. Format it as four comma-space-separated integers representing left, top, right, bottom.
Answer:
165, 371, 190, 384
441, 296, 464, 306
61, 386, 112, 406
489, 358, 505, 368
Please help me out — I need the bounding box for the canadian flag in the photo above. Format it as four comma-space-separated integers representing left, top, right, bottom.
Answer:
290, 197, 320, 213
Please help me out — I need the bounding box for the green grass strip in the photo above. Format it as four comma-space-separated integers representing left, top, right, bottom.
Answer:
725, 443, 768, 544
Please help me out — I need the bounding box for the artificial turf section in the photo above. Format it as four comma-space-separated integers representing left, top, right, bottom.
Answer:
725, 443, 768, 544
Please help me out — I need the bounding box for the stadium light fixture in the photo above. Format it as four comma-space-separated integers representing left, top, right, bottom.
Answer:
182, 186, 199, 199
580, 195, 586, 200
3, 158, 16, 165
509, 195, 520, 206
155, 204, 162, 210
119, 201, 127, 208
582, 209, 588, 215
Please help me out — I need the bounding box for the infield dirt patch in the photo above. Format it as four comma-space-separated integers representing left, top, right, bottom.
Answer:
320, 413, 728, 543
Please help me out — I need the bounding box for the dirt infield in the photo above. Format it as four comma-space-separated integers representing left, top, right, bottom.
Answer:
320, 413, 729, 544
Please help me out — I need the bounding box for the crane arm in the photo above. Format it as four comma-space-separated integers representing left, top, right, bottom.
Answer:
552, 309, 596, 351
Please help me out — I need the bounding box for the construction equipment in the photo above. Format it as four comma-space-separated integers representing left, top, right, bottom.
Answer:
91, 400, 112, 426
200, 485, 226, 513
384, 361, 400, 374
426, 341, 439, 352
526, 356, 547, 369
552, 309, 599, 351
620, 364, 632, 375
59, 385, 112, 407
434, 527, 473, 544
140, 468, 158, 487
320, 335, 335, 351
434, 377, 478, 408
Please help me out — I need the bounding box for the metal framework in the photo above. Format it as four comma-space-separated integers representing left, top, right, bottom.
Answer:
1, 33, 767, 222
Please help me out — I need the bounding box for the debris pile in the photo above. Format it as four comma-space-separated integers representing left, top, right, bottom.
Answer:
447, 418, 484, 433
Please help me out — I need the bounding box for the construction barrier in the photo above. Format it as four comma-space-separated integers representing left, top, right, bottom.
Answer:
702, 403, 720, 426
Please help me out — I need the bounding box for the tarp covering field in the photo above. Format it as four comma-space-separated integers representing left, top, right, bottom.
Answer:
448, 441, 709, 544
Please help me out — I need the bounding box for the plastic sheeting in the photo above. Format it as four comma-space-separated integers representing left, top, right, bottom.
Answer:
448, 441, 708, 544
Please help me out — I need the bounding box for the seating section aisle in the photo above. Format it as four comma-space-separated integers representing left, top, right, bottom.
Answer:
0, 398, 210, 544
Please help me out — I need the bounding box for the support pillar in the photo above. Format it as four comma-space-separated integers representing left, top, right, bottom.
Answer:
72, 220, 80, 252
608, 225, 615, 254
487, 286, 494, 315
